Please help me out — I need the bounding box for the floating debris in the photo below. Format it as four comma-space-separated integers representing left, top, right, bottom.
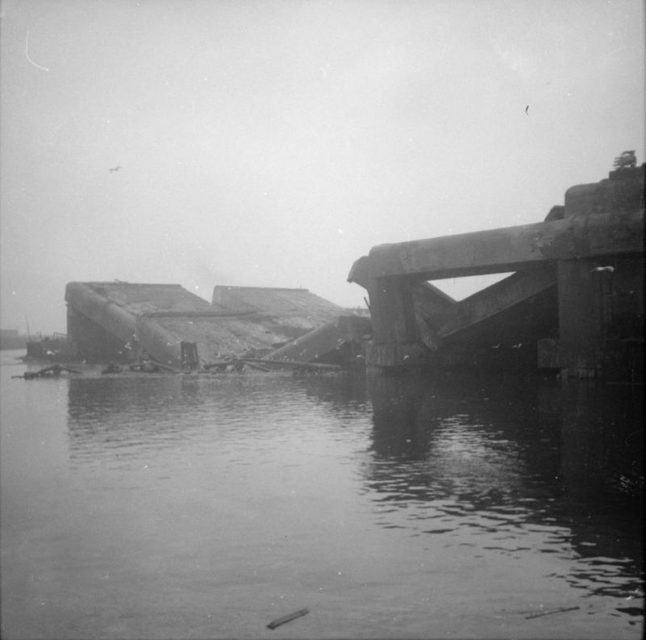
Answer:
202, 357, 343, 375
13, 364, 81, 380
525, 605, 580, 619
101, 361, 123, 374
267, 607, 309, 630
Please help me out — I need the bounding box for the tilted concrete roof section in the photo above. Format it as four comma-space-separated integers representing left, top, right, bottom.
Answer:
212, 285, 344, 319
65, 281, 350, 368
66, 282, 216, 314
265, 316, 372, 364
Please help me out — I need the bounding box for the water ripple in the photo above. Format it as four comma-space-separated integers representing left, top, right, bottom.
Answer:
2, 361, 641, 637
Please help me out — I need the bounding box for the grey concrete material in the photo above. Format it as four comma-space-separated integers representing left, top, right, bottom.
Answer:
565, 165, 644, 218
352, 208, 643, 281
264, 323, 341, 362
436, 266, 557, 340
368, 276, 420, 345
364, 341, 430, 369
66, 306, 132, 362
556, 255, 644, 378
349, 164, 644, 375
346, 255, 376, 288
410, 281, 456, 319
66, 282, 138, 345
66, 283, 182, 365
212, 285, 343, 322
266, 316, 371, 364
65, 281, 354, 367
409, 282, 457, 351
134, 316, 183, 368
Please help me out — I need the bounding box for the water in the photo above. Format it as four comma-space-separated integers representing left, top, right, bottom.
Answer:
1, 350, 642, 639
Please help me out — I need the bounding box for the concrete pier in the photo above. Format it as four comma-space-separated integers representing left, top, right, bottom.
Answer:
348, 163, 644, 381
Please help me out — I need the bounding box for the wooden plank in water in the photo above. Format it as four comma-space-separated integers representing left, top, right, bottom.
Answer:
267, 608, 309, 630
525, 605, 580, 619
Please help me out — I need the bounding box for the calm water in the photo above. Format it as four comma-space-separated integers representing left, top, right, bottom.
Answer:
1, 350, 643, 639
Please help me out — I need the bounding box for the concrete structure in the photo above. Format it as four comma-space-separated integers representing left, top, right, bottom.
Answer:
266, 315, 372, 365
66, 283, 346, 368
212, 286, 345, 337
348, 162, 644, 380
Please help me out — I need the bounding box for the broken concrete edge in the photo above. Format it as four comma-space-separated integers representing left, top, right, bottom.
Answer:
349, 208, 644, 282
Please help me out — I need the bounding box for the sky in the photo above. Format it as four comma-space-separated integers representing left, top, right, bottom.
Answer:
1, 0, 643, 334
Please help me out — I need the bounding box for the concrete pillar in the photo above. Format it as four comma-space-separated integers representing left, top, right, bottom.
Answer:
557, 164, 644, 379
365, 276, 429, 368
557, 259, 606, 378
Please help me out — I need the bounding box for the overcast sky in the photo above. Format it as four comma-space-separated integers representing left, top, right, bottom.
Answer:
1, 0, 643, 333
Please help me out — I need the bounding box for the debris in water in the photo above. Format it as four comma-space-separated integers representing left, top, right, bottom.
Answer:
525, 605, 580, 619
267, 608, 309, 630
13, 364, 81, 380
101, 361, 123, 375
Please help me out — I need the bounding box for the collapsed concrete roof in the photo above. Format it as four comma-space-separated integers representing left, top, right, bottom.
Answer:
212, 286, 344, 329
66, 282, 346, 367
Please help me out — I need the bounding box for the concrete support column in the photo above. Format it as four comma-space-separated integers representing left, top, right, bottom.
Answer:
557, 255, 644, 380
557, 259, 606, 378
366, 276, 429, 368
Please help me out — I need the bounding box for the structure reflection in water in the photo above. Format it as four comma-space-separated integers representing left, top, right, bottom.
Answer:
63, 370, 643, 627
67, 376, 207, 463
559, 382, 643, 505
365, 373, 643, 606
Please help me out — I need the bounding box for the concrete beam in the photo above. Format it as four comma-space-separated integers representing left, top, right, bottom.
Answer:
354, 209, 643, 281
410, 282, 457, 350
66, 282, 137, 345
436, 266, 557, 340
66, 282, 183, 367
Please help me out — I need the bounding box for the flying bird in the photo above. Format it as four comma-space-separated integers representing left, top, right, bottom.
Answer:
524, 105, 529, 115
109, 166, 121, 173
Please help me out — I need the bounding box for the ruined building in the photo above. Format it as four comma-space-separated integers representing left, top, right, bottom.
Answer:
65, 283, 346, 368
348, 159, 644, 381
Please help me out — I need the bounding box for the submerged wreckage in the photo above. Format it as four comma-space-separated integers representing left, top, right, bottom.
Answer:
64, 283, 369, 372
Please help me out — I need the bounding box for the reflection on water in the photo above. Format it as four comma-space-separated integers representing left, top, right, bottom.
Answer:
66, 376, 216, 462
66, 373, 373, 472
1, 357, 643, 639
365, 373, 643, 608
